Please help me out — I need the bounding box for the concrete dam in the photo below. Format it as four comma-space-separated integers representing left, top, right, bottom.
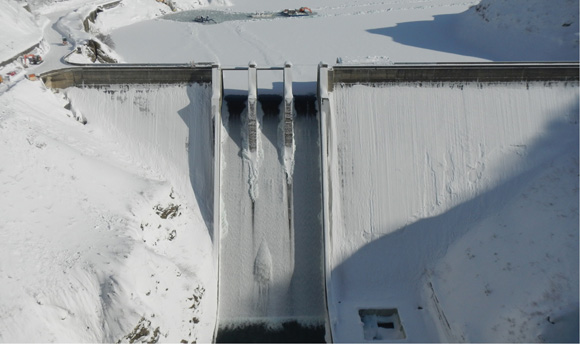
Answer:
41, 62, 579, 343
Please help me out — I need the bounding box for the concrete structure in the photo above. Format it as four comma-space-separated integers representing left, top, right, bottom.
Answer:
317, 62, 579, 342
83, 1, 122, 33
213, 62, 326, 342
41, 62, 579, 343
325, 62, 579, 89
40, 65, 214, 88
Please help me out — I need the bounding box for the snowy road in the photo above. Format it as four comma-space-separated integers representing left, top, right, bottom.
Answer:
32, 10, 76, 74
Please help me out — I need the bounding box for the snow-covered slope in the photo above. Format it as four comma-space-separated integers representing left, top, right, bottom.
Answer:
21, 0, 228, 15
0, 79, 215, 343
0, 0, 43, 64
456, 0, 579, 60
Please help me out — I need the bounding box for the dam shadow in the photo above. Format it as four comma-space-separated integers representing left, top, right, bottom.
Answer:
178, 83, 215, 232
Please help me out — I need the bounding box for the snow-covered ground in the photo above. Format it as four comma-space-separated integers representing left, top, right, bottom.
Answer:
0, 0, 578, 342
0, 80, 214, 342
0, 0, 44, 64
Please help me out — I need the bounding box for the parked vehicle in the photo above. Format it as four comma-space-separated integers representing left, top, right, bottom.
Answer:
23, 54, 43, 66
194, 16, 216, 23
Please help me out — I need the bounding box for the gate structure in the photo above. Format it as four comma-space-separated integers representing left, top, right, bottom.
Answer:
213, 62, 328, 342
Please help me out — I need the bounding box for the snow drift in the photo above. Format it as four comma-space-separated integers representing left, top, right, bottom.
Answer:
457, 0, 579, 60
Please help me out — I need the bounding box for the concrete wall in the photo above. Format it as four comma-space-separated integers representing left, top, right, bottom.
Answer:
41, 65, 213, 89
65, 82, 215, 225
318, 62, 579, 342
83, 1, 122, 32
50, 64, 218, 242
327, 63, 579, 90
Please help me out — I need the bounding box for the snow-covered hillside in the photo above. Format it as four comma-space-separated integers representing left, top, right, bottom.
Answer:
0, 0, 578, 342
0, 0, 44, 64
0, 80, 215, 342
456, 0, 579, 60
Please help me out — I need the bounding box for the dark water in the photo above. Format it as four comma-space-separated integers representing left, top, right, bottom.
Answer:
162, 9, 315, 24
216, 321, 326, 343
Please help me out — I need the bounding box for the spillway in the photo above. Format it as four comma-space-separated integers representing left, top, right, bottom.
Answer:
215, 72, 326, 340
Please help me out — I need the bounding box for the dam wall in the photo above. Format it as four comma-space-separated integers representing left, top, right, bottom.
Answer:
214, 64, 326, 342
318, 63, 579, 342
325, 62, 579, 88
41, 65, 213, 89
61, 71, 215, 226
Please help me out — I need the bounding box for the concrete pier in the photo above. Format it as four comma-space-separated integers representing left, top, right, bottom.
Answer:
247, 62, 258, 152
283, 62, 294, 149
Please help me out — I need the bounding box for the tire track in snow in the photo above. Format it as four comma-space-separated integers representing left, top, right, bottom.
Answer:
189, 24, 220, 63
228, 22, 285, 66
